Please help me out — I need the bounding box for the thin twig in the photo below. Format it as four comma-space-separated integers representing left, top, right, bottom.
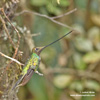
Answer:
0, 8, 21, 67
6, 48, 19, 69
1, 8, 21, 39
0, 15, 16, 49
51, 18, 71, 28
0, 51, 24, 65
44, 68, 100, 82
51, 8, 77, 19
1, 8, 21, 48
15, 8, 77, 29
31, 33, 41, 37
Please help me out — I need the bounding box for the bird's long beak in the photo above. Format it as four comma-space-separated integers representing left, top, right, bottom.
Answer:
38, 30, 73, 55
38, 46, 46, 55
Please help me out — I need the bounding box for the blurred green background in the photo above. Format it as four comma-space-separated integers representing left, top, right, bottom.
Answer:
18, 0, 100, 100
0, 0, 100, 100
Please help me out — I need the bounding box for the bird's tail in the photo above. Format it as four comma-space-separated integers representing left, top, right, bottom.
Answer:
12, 75, 24, 90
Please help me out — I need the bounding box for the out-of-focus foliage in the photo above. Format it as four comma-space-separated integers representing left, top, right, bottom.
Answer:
30, 0, 69, 15
53, 74, 73, 88
83, 51, 100, 63
0, 0, 100, 100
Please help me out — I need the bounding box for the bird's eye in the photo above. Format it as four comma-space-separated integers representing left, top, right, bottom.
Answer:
35, 48, 38, 51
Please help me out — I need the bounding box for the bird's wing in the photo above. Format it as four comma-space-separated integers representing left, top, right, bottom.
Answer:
18, 68, 34, 87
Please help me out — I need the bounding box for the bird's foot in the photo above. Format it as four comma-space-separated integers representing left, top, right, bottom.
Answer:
35, 70, 43, 76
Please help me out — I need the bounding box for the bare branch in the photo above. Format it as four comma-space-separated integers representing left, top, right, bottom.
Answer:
0, 8, 21, 68
0, 51, 24, 65
0, 8, 21, 48
51, 18, 72, 29
51, 8, 77, 19
31, 33, 41, 37
0, 15, 16, 49
15, 8, 77, 29
44, 68, 100, 82
0, 8, 21, 40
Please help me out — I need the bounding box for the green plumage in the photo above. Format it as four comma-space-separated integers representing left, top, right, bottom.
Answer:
22, 53, 40, 74
12, 53, 40, 90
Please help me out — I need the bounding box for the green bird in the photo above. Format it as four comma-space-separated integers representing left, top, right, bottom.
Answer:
12, 30, 73, 90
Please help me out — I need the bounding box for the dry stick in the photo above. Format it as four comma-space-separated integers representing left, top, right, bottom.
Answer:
0, 52, 24, 65
1, 8, 20, 37
15, 8, 77, 29
6, 48, 19, 70
30, 33, 41, 37
0, 8, 21, 68
0, 8, 20, 52
44, 68, 100, 82
0, 15, 15, 49
0, 15, 16, 49
51, 8, 77, 19
1, 8, 21, 46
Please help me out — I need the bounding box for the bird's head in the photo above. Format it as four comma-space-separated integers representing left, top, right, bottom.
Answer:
32, 47, 44, 55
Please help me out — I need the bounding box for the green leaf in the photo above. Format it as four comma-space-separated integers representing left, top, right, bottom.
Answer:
74, 37, 93, 52
70, 80, 83, 92
88, 27, 100, 50
60, 0, 69, 7
83, 51, 100, 63
73, 53, 87, 70
53, 74, 73, 89
46, 3, 62, 15
84, 80, 100, 91
30, 0, 47, 6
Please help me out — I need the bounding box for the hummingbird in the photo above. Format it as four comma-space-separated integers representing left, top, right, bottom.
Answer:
12, 30, 73, 90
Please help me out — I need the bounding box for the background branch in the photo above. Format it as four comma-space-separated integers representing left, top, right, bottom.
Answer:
15, 8, 77, 29
44, 68, 100, 82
